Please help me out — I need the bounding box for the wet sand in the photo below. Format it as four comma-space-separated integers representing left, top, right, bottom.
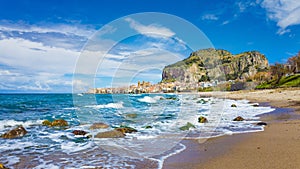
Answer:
164, 88, 300, 169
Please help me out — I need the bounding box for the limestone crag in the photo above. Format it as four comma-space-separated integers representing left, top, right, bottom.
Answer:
162, 48, 269, 83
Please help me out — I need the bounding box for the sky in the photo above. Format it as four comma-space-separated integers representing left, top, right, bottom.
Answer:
0, 0, 300, 93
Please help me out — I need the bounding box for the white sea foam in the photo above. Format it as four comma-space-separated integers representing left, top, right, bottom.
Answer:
0, 94, 276, 169
0, 119, 43, 130
138, 96, 162, 103
148, 143, 186, 169
34, 163, 60, 169
85, 102, 124, 109
61, 142, 94, 154
63, 107, 79, 110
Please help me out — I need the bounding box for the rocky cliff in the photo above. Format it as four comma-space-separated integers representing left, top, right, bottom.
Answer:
162, 48, 269, 83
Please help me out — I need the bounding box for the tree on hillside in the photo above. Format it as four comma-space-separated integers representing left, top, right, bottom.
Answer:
270, 63, 286, 83
287, 51, 300, 73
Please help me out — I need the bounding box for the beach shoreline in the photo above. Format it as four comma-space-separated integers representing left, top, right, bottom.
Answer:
163, 88, 300, 169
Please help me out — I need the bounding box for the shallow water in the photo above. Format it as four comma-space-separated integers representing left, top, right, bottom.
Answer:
0, 93, 275, 168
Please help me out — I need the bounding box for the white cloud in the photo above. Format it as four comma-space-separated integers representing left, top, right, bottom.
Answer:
0, 20, 95, 38
222, 20, 230, 25
201, 14, 219, 21
0, 20, 97, 51
237, 1, 259, 13
260, 0, 300, 34
0, 38, 79, 92
99, 48, 183, 81
125, 18, 175, 37
0, 38, 78, 73
0, 21, 99, 92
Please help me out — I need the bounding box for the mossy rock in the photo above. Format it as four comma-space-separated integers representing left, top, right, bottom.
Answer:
42, 119, 68, 128
197, 99, 208, 104
1, 125, 27, 139
42, 120, 52, 126
198, 116, 208, 123
51, 119, 68, 127
115, 126, 138, 134
179, 122, 196, 131
144, 125, 153, 129
233, 116, 244, 121
231, 104, 237, 107
89, 123, 109, 130
125, 113, 138, 119
95, 130, 125, 138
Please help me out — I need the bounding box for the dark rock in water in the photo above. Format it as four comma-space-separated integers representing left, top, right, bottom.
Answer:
231, 104, 237, 107
197, 99, 208, 104
115, 126, 138, 134
51, 119, 68, 127
166, 97, 178, 101
1, 126, 27, 139
198, 116, 208, 123
144, 125, 152, 129
72, 130, 88, 135
89, 123, 109, 130
125, 113, 137, 119
95, 130, 125, 138
233, 116, 244, 121
252, 103, 259, 107
0, 163, 9, 169
256, 122, 267, 126
179, 122, 196, 131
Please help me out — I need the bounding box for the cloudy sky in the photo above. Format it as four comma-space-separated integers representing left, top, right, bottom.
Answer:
0, 0, 300, 93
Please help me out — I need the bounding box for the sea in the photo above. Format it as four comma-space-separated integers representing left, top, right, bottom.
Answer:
0, 93, 275, 169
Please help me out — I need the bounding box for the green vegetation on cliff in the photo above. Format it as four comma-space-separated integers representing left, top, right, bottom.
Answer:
256, 74, 300, 89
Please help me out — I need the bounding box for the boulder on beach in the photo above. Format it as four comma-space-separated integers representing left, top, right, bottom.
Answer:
72, 130, 88, 136
179, 122, 196, 131
256, 122, 267, 126
233, 116, 244, 121
115, 126, 138, 134
89, 123, 109, 130
1, 125, 27, 139
198, 116, 208, 123
95, 130, 125, 138
42, 119, 68, 127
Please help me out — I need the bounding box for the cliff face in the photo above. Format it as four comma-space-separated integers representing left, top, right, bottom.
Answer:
162, 48, 269, 83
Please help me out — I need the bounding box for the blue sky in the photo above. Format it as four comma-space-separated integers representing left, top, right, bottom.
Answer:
0, 0, 300, 93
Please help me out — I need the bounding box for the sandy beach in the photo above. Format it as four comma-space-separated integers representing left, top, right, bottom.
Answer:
164, 88, 300, 169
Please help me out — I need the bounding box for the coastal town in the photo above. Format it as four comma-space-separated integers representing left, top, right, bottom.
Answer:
87, 80, 219, 94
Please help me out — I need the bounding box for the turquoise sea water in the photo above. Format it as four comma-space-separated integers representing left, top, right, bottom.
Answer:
0, 93, 275, 168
